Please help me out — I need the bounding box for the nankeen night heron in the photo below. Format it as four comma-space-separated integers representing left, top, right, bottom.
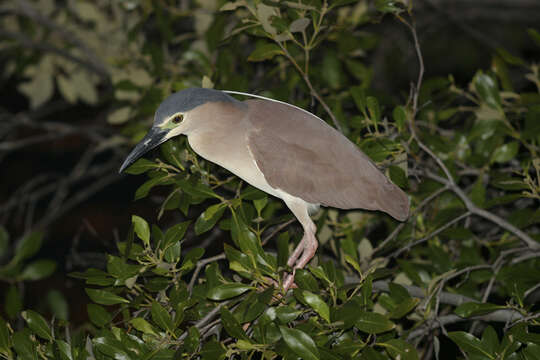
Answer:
119, 87, 409, 289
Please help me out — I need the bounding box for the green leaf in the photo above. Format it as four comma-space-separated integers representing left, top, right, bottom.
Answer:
290, 18, 310, 33
85, 288, 129, 305
470, 178, 486, 208
151, 301, 174, 333
163, 221, 191, 249
224, 244, 254, 277
294, 269, 319, 293
248, 43, 283, 62
447, 331, 494, 358
302, 291, 330, 323
381, 339, 419, 360
474, 72, 502, 110
496, 48, 525, 66
5, 285, 22, 319
94, 335, 133, 360
134, 173, 173, 200
279, 326, 320, 360
481, 326, 499, 354
388, 165, 408, 189
275, 306, 302, 324
392, 106, 407, 131
322, 52, 343, 89
454, 302, 506, 318
375, 0, 405, 13
195, 203, 227, 235
0, 226, 8, 258
355, 311, 395, 334
13, 232, 43, 264
124, 158, 158, 175
183, 327, 200, 353
130, 318, 158, 336
253, 196, 268, 214
238, 287, 274, 323
87, 304, 112, 327
176, 179, 220, 200
220, 307, 249, 340
350, 86, 367, 113
20, 260, 56, 281
207, 283, 253, 300
200, 339, 226, 360
0, 316, 10, 357
46, 290, 69, 321
21, 310, 52, 341
528, 28, 540, 48
132, 215, 150, 247
12, 329, 37, 360
388, 297, 419, 319
180, 247, 204, 272
56, 340, 73, 360
491, 142, 519, 163
366, 96, 381, 125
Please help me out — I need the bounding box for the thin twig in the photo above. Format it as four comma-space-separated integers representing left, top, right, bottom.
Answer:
391, 211, 471, 258
187, 254, 227, 294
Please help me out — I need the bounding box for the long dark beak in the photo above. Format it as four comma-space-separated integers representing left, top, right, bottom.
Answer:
119, 127, 169, 173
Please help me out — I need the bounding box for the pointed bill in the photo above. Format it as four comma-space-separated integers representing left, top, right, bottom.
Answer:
119, 127, 169, 173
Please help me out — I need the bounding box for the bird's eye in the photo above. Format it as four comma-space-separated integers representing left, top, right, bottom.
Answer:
172, 114, 183, 124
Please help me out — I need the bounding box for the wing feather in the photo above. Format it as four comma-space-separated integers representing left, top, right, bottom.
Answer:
245, 99, 409, 221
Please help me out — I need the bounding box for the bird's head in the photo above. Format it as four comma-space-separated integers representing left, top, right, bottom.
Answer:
119, 87, 240, 173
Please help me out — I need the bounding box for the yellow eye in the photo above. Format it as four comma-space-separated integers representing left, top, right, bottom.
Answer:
172, 114, 183, 124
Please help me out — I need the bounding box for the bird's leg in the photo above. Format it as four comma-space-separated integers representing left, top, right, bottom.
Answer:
281, 198, 318, 292
286, 237, 306, 268
282, 228, 317, 292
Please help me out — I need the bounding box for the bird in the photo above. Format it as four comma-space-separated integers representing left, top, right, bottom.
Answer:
119, 87, 409, 290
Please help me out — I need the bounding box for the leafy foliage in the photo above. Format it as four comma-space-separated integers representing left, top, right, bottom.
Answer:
1, 0, 540, 359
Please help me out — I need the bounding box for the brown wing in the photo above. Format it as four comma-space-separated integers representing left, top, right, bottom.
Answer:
245, 99, 409, 221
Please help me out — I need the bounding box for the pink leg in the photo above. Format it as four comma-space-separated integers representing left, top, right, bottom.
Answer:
287, 237, 306, 267
281, 197, 318, 293
282, 229, 318, 291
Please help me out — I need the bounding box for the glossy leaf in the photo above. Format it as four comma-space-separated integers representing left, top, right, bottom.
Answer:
279, 326, 319, 360
94, 335, 133, 360
87, 304, 112, 327
454, 302, 505, 318
124, 158, 158, 174
0, 317, 10, 357
366, 96, 381, 125
388, 297, 420, 319
85, 288, 129, 305
200, 339, 226, 360
195, 203, 226, 235
151, 301, 174, 332
355, 311, 395, 334
163, 220, 191, 249
220, 307, 249, 340
290, 18, 310, 33
302, 291, 330, 323
381, 339, 419, 360
20, 260, 56, 281
132, 215, 150, 247
12, 329, 36, 360
474, 72, 501, 110
5, 285, 22, 319
130, 318, 158, 336
13, 232, 43, 264
447, 331, 493, 358
207, 283, 253, 300
492, 142, 519, 163
21, 310, 52, 341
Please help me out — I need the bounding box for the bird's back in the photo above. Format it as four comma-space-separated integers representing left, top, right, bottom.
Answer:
245, 99, 409, 221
